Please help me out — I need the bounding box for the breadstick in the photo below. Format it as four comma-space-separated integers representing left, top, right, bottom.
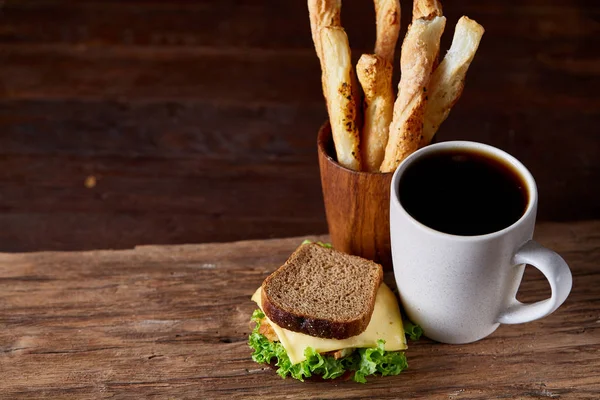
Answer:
420, 16, 484, 147
380, 16, 446, 173
308, 0, 342, 62
413, 0, 444, 70
413, 0, 443, 20
357, 54, 394, 172
320, 27, 362, 171
373, 0, 401, 63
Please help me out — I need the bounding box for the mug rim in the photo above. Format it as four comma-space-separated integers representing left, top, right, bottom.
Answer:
390, 141, 538, 241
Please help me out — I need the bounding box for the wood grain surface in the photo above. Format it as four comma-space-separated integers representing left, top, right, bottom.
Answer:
1, 220, 598, 399
318, 123, 394, 269
0, 0, 598, 251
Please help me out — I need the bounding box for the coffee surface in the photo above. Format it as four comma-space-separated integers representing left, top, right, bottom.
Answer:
398, 148, 528, 236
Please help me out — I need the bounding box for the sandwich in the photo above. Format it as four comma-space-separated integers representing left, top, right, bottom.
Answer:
248, 242, 420, 383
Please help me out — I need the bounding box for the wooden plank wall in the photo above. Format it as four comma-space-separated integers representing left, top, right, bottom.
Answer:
0, 0, 598, 251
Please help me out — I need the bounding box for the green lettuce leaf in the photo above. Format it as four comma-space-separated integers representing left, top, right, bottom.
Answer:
248, 310, 278, 364
353, 340, 408, 383
248, 310, 408, 383
301, 239, 333, 248
403, 320, 424, 341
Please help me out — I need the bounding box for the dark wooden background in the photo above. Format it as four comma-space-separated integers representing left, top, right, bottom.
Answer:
0, 0, 598, 252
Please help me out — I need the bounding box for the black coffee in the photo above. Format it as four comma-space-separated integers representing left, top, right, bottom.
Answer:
398, 148, 528, 236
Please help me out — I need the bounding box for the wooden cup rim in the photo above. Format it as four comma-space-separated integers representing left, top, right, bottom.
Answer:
317, 122, 393, 177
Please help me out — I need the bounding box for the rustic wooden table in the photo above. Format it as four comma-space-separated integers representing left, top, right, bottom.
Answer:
1, 220, 598, 399
0, 1, 598, 252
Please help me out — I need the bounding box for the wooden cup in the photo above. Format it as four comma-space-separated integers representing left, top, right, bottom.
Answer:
317, 122, 394, 269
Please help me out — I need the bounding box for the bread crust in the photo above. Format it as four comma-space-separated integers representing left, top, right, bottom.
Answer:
261, 244, 383, 340
261, 290, 375, 340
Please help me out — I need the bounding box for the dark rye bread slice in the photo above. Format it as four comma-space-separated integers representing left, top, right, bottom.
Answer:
261, 243, 383, 339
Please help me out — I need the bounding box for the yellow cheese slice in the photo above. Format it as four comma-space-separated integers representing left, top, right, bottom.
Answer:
251, 282, 407, 364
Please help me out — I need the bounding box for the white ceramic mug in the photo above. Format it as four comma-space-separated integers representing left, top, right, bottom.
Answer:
390, 141, 572, 344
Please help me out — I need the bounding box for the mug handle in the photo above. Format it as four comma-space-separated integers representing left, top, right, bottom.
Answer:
497, 240, 572, 324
